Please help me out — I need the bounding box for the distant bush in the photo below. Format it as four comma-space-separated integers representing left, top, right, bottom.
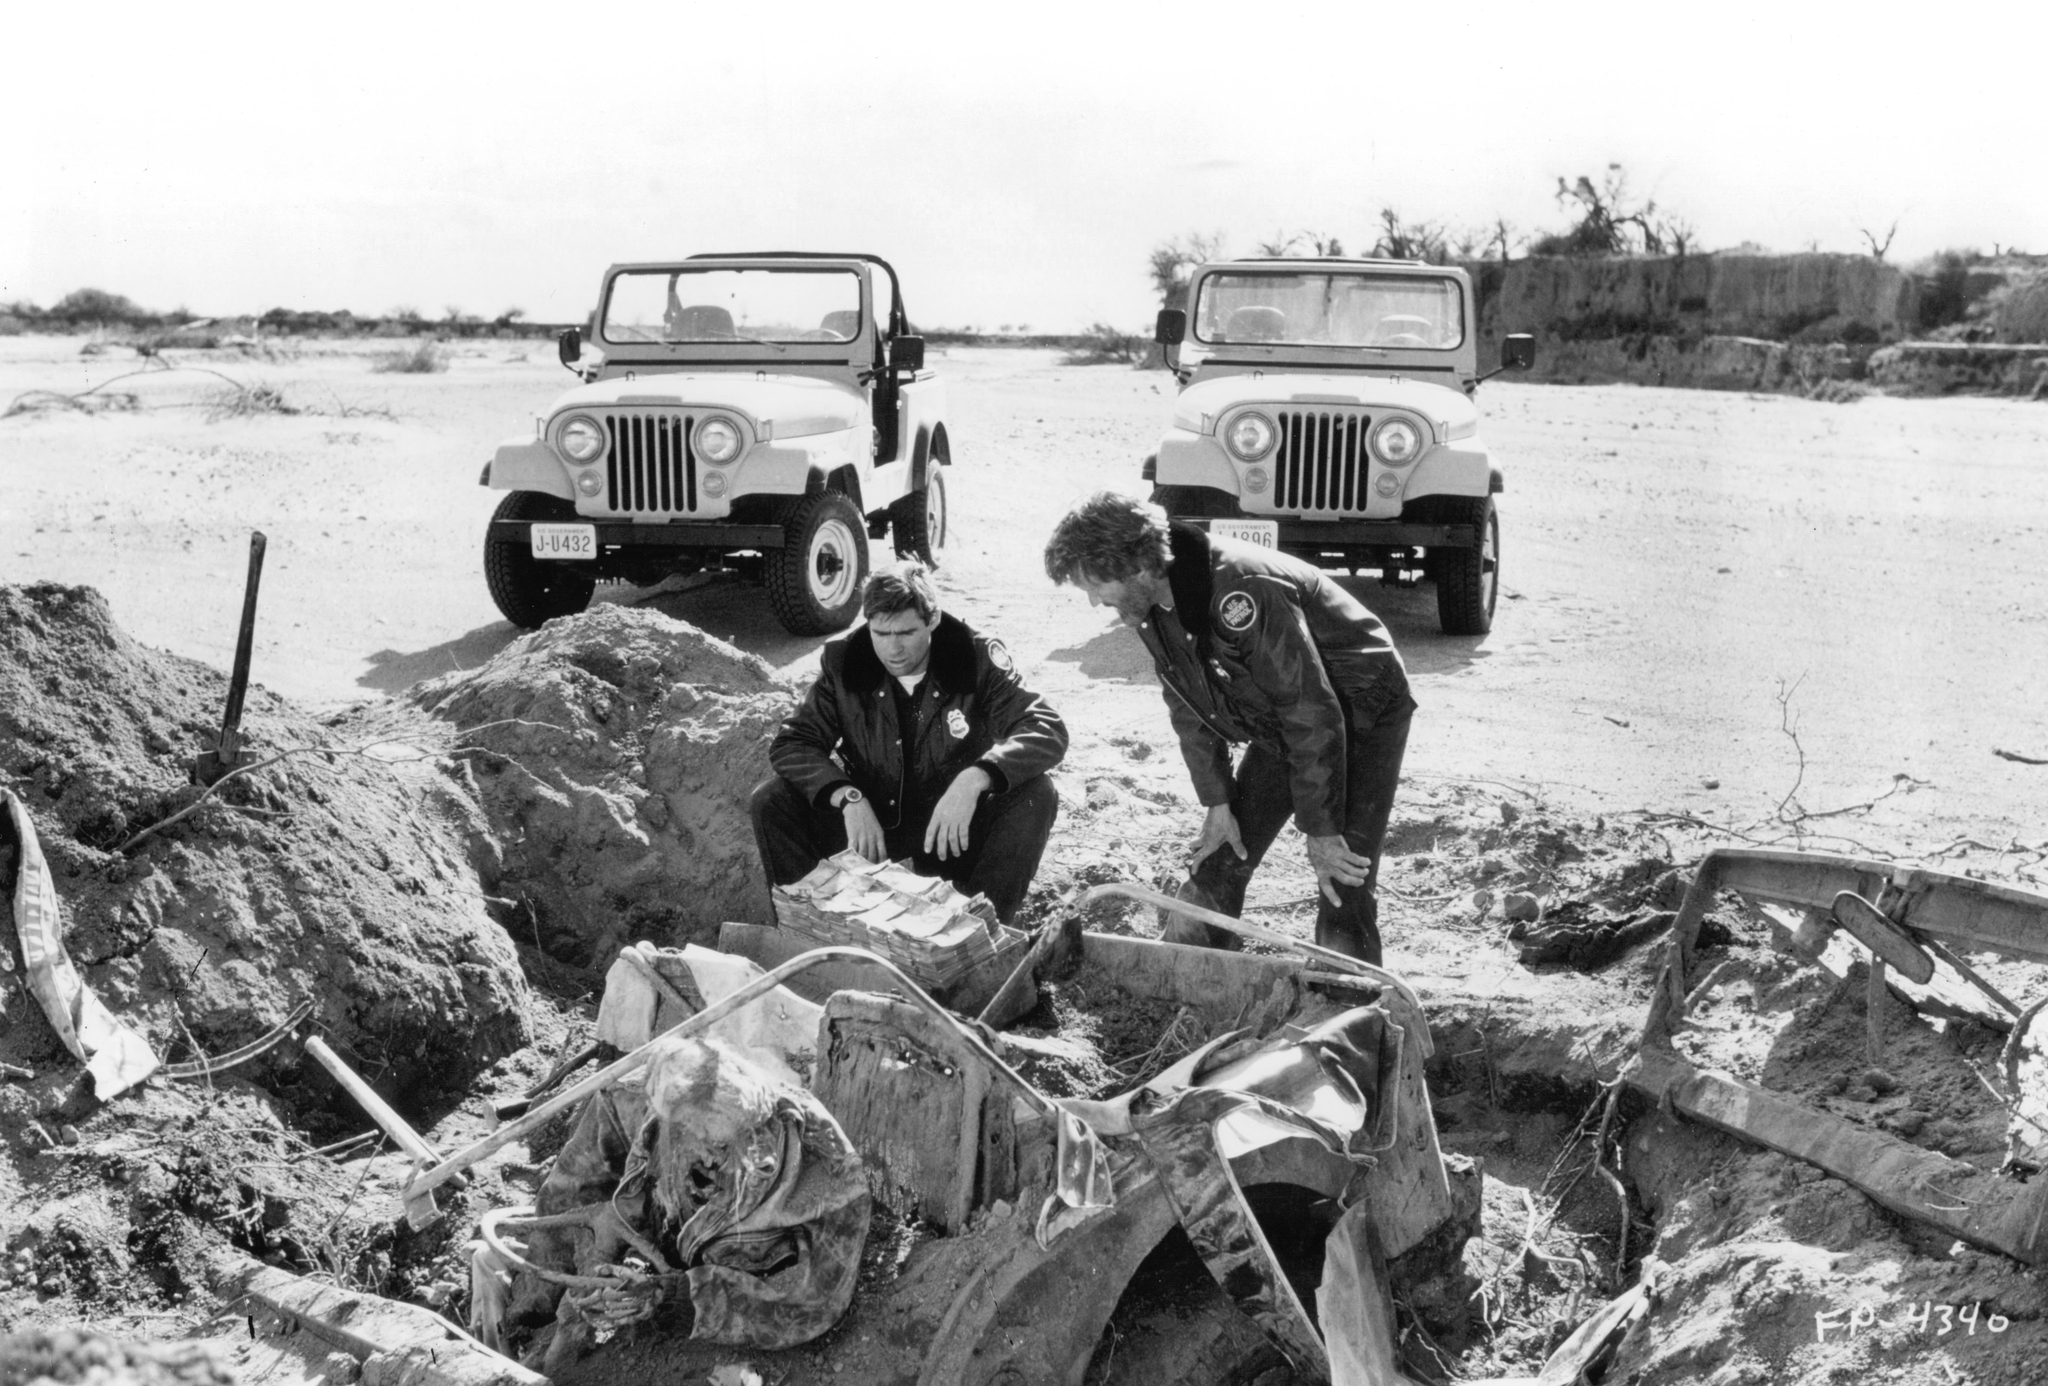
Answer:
1917, 252, 1976, 331
371, 341, 449, 374
50, 288, 152, 327
1061, 323, 1141, 365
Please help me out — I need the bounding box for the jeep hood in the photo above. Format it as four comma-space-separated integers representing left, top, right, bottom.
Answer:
1173, 373, 1478, 440
544, 374, 863, 440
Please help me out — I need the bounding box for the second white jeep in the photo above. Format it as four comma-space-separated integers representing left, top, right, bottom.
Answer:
1148, 257, 1532, 635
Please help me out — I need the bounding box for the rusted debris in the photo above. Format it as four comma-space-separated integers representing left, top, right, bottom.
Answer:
1637, 846, 2048, 1264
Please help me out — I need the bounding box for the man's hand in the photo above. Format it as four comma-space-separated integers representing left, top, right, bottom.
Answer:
841, 795, 886, 862
1189, 804, 1248, 869
1306, 834, 1372, 907
924, 766, 992, 860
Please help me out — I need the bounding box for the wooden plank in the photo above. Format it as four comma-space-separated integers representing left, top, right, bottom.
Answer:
1629, 1046, 2048, 1264
226, 1260, 543, 1386
1833, 891, 1936, 984
719, 922, 907, 1003
811, 991, 996, 1232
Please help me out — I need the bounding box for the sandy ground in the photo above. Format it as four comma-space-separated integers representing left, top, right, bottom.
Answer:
3, 334, 2044, 878
6, 333, 2048, 1382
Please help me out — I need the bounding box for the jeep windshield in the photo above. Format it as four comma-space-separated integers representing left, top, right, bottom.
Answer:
600, 267, 866, 347
1193, 272, 1464, 349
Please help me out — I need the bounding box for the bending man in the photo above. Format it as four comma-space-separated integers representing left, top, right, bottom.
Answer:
751, 562, 1067, 923
1044, 492, 1414, 964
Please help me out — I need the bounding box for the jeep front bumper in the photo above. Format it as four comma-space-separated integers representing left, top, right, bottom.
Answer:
487, 520, 785, 550
1185, 518, 1483, 549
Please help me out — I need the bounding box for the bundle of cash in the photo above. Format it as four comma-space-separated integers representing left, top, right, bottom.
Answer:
771, 852, 1007, 990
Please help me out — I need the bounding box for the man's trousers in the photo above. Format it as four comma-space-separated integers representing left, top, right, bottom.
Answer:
1171, 708, 1411, 965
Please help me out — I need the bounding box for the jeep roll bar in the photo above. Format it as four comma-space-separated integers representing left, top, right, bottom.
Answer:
687, 251, 910, 338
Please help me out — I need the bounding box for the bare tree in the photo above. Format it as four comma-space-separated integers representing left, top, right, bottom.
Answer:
1149, 232, 1227, 309
1253, 230, 1303, 256
1859, 221, 1899, 262
1536, 164, 1696, 258
1488, 218, 1521, 262
1371, 208, 1447, 263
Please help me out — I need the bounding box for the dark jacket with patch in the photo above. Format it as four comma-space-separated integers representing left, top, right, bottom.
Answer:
770, 613, 1068, 829
1137, 524, 1413, 836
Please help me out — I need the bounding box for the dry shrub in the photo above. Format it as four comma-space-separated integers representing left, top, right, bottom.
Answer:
204, 382, 298, 420
1061, 323, 1141, 366
371, 340, 449, 374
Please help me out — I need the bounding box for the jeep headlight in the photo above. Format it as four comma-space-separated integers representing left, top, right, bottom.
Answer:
696, 416, 743, 465
1224, 412, 1276, 461
559, 416, 605, 463
1372, 418, 1422, 466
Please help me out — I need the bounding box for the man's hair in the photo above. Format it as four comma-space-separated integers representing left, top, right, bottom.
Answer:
1043, 490, 1172, 586
862, 561, 941, 622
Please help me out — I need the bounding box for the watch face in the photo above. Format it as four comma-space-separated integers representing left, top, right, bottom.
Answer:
843, 788, 863, 804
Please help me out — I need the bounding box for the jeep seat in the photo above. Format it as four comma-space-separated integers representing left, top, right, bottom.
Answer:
667, 303, 735, 338
1222, 306, 1288, 343
818, 310, 862, 341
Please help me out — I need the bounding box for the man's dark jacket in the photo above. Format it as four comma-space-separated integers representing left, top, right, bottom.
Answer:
770, 613, 1067, 830
1137, 523, 1413, 837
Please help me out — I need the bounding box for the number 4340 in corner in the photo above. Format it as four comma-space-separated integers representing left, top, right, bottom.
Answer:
1816, 1300, 2009, 1342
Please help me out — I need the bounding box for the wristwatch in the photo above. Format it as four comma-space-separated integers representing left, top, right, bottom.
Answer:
836, 787, 865, 809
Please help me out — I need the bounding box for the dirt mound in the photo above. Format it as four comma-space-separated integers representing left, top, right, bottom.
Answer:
0, 583, 530, 1104
409, 605, 798, 966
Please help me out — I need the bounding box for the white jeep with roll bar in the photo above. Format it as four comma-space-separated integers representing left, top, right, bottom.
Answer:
1147, 257, 1533, 635
480, 251, 950, 636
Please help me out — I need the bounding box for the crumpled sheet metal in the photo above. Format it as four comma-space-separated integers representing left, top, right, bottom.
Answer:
1056, 1006, 1392, 1383
4, 789, 159, 1099
482, 1034, 869, 1363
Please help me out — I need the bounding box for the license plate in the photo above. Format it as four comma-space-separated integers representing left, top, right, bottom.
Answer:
530, 523, 596, 560
1211, 519, 1278, 549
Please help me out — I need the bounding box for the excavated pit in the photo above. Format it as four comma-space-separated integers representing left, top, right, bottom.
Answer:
6, 590, 2048, 1385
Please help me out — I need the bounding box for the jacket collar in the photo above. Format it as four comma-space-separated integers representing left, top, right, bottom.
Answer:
842, 611, 979, 696
1165, 521, 1215, 655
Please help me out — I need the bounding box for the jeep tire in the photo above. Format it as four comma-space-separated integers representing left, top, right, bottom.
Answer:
485, 490, 597, 629
891, 449, 948, 566
1435, 496, 1498, 636
769, 491, 869, 635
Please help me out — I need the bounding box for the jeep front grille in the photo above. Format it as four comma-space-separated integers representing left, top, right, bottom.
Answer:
601, 412, 698, 514
1272, 410, 1371, 513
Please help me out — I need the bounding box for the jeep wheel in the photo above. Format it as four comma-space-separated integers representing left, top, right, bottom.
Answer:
768, 491, 869, 635
891, 450, 948, 566
1435, 497, 1498, 636
484, 491, 596, 629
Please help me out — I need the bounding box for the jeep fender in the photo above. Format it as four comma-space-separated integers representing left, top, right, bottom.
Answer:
487, 439, 572, 499
1403, 442, 1492, 500
1152, 428, 1238, 493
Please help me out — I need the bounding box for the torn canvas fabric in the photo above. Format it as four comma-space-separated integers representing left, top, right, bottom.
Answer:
4, 790, 159, 1099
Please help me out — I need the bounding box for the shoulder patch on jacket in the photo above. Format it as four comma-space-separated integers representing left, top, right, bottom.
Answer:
1217, 591, 1258, 633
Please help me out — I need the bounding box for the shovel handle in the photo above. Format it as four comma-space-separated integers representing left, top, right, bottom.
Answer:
218, 531, 267, 752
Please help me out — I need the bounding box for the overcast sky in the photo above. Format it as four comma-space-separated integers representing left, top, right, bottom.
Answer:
5, 1, 2044, 332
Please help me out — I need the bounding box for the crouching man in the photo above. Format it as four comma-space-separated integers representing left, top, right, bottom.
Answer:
750, 562, 1067, 923
1043, 492, 1415, 964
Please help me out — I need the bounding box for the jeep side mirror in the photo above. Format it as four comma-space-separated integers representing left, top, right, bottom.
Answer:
891, 335, 926, 373
1155, 309, 1187, 347
1501, 333, 1535, 370
557, 327, 581, 371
